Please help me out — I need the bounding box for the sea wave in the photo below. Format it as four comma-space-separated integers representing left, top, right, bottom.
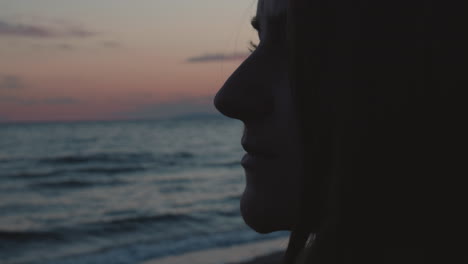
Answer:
7, 170, 65, 179
29, 179, 127, 190
77, 213, 206, 237
0, 213, 203, 247
158, 185, 188, 193
102, 213, 201, 227
4, 151, 200, 180
204, 160, 240, 167
223, 194, 243, 202
76, 167, 144, 174
34, 151, 195, 168
0, 230, 65, 243
0, 119, 245, 264
215, 209, 241, 217
39, 152, 155, 164
6, 166, 144, 179
28, 230, 287, 264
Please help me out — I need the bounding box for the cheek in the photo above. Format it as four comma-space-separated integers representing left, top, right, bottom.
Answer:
239, 72, 304, 233
240, 157, 303, 233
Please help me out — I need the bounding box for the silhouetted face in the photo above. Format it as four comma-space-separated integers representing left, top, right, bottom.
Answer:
214, 0, 304, 233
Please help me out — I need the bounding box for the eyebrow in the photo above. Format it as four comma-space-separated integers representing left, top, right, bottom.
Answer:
251, 13, 287, 32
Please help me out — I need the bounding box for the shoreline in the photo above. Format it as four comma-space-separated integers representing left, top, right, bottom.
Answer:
141, 237, 288, 264
230, 251, 284, 264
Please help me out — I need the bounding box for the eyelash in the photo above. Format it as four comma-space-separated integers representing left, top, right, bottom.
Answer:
249, 16, 259, 53
248, 40, 258, 53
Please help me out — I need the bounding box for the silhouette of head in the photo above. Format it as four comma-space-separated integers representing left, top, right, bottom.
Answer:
214, 0, 302, 233
217, 0, 468, 262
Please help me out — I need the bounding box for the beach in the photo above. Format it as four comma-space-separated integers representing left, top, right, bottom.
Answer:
234, 251, 284, 264
141, 237, 287, 264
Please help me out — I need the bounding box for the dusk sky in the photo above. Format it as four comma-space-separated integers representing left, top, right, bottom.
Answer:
0, 0, 258, 122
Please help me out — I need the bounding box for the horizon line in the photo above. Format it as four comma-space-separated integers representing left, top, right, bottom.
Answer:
0, 113, 228, 125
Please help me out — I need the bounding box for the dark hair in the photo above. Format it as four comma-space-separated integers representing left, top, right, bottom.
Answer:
284, 0, 468, 263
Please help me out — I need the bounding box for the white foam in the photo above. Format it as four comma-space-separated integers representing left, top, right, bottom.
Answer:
141, 237, 288, 264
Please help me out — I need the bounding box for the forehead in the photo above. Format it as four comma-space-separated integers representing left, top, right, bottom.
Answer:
257, 0, 287, 17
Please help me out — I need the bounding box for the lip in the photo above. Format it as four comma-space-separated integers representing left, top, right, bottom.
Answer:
241, 143, 276, 159
241, 153, 256, 169
241, 153, 274, 169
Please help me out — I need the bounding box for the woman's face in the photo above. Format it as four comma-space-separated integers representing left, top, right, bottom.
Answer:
214, 0, 304, 233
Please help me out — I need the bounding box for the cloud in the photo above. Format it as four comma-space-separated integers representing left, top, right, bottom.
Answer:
0, 96, 81, 105
0, 75, 25, 89
64, 27, 96, 38
0, 20, 53, 37
0, 19, 97, 38
57, 43, 74, 50
115, 96, 219, 120
43, 97, 80, 105
0, 96, 36, 105
186, 52, 249, 63
101, 41, 121, 48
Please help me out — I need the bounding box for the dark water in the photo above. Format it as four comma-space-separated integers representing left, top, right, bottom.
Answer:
0, 116, 286, 264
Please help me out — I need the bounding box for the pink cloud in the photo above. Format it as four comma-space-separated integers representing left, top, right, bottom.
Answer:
0, 75, 25, 89
186, 52, 249, 63
0, 20, 97, 38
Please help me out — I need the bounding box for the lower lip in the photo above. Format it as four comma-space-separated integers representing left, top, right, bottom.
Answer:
241, 153, 272, 168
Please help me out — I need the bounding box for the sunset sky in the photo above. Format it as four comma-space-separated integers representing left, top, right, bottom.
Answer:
0, 0, 258, 122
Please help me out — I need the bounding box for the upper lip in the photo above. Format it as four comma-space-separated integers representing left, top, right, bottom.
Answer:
241, 142, 277, 158
241, 127, 277, 158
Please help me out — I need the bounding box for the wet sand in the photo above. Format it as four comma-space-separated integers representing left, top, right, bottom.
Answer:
229, 251, 284, 264
141, 237, 287, 264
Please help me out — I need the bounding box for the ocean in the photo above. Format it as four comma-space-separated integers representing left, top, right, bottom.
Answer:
0, 116, 288, 264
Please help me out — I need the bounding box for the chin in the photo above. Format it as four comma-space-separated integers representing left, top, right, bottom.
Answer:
240, 187, 296, 234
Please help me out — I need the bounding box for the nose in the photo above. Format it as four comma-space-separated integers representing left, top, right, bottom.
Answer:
214, 54, 274, 121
